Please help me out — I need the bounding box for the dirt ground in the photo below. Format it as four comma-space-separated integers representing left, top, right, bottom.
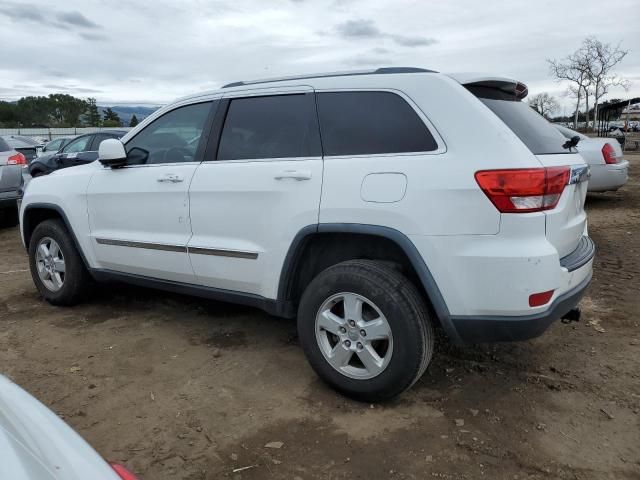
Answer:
1, 154, 639, 480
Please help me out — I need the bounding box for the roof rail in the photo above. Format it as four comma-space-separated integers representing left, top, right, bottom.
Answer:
221, 67, 436, 88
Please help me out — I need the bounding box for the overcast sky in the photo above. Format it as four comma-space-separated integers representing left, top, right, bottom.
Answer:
0, 0, 638, 110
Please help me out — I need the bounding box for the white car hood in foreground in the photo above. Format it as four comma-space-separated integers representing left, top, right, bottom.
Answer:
0, 375, 119, 480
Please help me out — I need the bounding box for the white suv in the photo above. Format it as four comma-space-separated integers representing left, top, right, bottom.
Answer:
20, 68, 594, 401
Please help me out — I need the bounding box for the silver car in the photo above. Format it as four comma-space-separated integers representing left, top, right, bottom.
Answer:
554, 125, 629, 192
0, 375, 138, 479
0, 136, 26, 226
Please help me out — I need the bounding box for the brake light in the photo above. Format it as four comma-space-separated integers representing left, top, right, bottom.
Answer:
529, 290, 554, 307
601, 143, 617, 164
110, 463, 139, 480
475, 167, 570, 213
7, 152, 26, 165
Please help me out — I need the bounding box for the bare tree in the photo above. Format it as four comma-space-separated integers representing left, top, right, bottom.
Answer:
529, 92, 560, 118
583, 37, 630, 129
548, 46, 591, 128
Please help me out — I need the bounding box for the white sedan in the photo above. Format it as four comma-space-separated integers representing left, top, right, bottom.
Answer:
0, 375, 138, 480
555, 125, 629, 192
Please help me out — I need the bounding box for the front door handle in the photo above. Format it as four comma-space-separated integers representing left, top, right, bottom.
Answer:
157, 174, 183, 183
274, 170, 312, 181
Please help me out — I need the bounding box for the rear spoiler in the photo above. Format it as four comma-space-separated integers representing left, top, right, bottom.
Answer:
447, 73, 528, 100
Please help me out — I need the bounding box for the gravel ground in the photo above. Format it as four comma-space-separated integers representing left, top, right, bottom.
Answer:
1, 153, 639, 480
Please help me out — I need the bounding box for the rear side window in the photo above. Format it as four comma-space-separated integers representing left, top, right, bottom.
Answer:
0, 137, 10, 152
316, 91, 438, 156
91, 133, 117, 151
468, 86, 568, 155
217, 94, 320, 160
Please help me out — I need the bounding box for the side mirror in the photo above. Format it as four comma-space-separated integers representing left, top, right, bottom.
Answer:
98, 139, 127, 168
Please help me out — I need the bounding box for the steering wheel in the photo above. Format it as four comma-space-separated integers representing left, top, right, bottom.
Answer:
162, 146, 193, 164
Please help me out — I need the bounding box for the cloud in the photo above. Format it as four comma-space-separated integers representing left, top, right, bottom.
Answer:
0, 2, 100, 31
56, 11, 99, 29
334, 19, 436, 47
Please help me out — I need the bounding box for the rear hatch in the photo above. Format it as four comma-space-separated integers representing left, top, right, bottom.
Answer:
464, 79, 588, 258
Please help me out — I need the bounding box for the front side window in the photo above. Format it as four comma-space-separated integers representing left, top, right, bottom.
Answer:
125, 101, 213, 164
217, 94, 320, 160
62, 136, 91, 154
316, 91, 438, 156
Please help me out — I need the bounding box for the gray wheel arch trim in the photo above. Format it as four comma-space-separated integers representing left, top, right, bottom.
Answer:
277, 223, 459, 342
21, 203, 91, 271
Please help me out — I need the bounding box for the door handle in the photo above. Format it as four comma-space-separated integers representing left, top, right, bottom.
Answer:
157, 174, 183, 183
274, 170, 312, 181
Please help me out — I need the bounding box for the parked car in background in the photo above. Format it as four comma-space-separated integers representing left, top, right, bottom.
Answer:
1, 135, 41, 163
0, 136, 26, 227
38, 135, 76, 157
20, 68, 594, 401
0, 375, 138, 480
554, 124, 628, 192
28, 130, 127, 177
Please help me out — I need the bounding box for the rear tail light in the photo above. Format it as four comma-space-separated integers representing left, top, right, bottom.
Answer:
529, 290, 554, 307
7, 152, 27, 165
110, 463, 139, 480
475, 167, 570, 213
601, 143, 617, 164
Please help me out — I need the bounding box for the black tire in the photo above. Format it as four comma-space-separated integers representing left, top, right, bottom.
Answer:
28, 219, 92, 306
30, 170, 44, 178
297, 259, 434, 402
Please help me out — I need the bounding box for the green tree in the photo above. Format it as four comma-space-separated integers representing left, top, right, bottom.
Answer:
84, 98, 101, 126
129, 114, 139, 127
48, 94, 88, 126
16, 96, 52, 126
0, 101, 19, 127
102, 107, 121, 127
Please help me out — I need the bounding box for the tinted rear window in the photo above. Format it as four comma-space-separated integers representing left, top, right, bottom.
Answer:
468, 86, 568, 155
218, 94, 320, 160
316, 91, 438, 156
0, 137, 11, 152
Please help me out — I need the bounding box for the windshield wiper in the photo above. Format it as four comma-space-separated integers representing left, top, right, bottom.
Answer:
563, 135, 580, 150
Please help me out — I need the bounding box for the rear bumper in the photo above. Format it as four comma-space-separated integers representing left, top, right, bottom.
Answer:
450, 271, 591, 342
588, 161, 629, 192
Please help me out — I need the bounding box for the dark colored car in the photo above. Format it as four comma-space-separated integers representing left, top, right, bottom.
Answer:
1, 135, 40, 163
28, 130, 127, 177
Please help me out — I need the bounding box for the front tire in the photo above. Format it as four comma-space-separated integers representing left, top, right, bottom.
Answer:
28, 219, 92, 306
297, 260, 434, 402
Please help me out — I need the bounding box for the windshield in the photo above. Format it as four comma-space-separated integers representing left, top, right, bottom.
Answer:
468, 86, 569, 155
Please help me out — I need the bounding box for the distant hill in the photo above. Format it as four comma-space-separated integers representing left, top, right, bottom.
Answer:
98, 105, 160, 126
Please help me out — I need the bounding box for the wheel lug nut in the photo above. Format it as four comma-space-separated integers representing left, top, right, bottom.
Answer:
348, 320, 355, 327
357, 342, 363, 350
360, 329, 366, 337
339, 327, 346, 334
344, 340, 351, 347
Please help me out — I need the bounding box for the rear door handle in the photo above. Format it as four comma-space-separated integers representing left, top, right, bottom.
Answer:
274, 170, 312, 181
157, 174, 183, 183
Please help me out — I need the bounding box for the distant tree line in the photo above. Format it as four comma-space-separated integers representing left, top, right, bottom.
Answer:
0, 94, 140, 128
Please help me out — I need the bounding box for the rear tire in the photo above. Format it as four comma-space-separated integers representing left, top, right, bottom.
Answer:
297, 259, 434, 402
28, 219, 92, 306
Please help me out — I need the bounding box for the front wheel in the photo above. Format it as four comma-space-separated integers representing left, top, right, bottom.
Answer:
28, 219, 92, 306
297, 260, 434, 402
